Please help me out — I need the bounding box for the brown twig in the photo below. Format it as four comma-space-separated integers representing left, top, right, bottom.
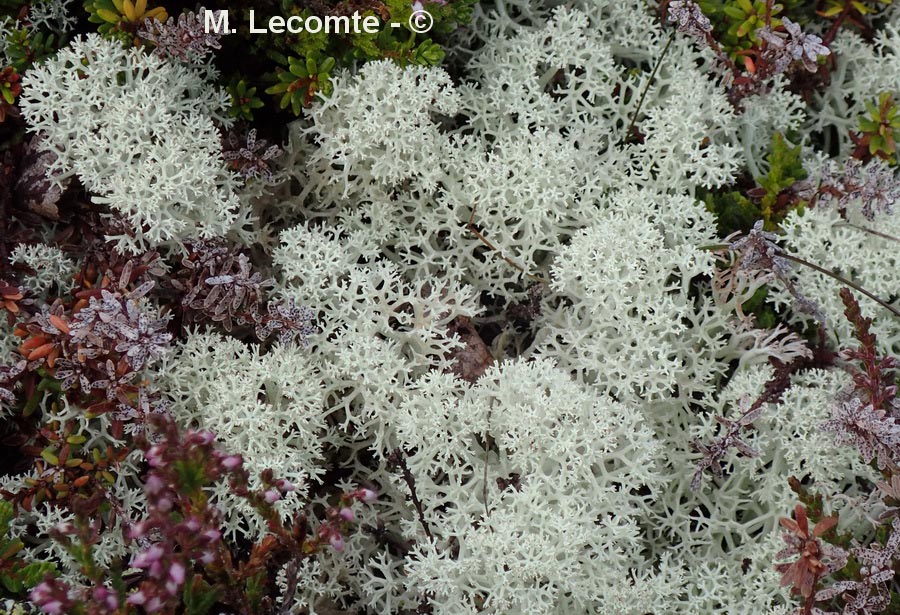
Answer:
620, 30, 676, 146
834, 221, 900, 245
0, 152, 14, 275
467, 201, 548, 284
802, 569, 822, 615
276, 557, 302, 615
777, 252, 900, 320
388, 449, 434, 542
821, 1, 853, 46
704, 241, 900, 320
482, 427, 491, 520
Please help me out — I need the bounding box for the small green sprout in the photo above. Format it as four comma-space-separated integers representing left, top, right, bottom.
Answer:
856, 92, 900, 163
85, 0, 167, 44
0, 67, 21, 123
721, 0, 783, 41
266, 55, 335, 114
227, 79, 265, 121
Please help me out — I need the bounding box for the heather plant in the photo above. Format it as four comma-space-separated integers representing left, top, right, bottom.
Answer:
25, 413, 377, 615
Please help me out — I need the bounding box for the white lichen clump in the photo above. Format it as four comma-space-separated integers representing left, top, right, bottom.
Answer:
19, 34, 248, 253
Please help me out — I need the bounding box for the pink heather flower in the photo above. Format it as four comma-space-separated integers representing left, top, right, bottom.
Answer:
132, 545, 165, 569
190, 430, 216, 446
128, 521, 147, 539
221, 455, 242, 470
166, 562, 185, 596
146, 596, 164, 612
93, 586, 119, 610
329, 534, 345, 552
169, 561, 186, 585
146, 444, 165, 467
30, 579, 73, 615
149, 560, 163, 578
30, 582, 52, 601
202, 528, 221, 542
411, 0, 424, 11
145, 473, 166, 495
127, 590, 147, 605
184, 518, 200, 532
41, 601, 63, 615
339, 507, 355, 521
264, 489, 281, 504
199, 550, 215, 564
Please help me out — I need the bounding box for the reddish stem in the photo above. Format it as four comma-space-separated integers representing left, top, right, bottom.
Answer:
822, 2, 853, 46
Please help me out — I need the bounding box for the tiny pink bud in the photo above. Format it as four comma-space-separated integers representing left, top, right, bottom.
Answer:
202, 528, 221, 543
194, 431, 216, 445
184, 518, 200, 532
276, 479, 295, 492
264, 489, 281, 504
329, 533, 345, 552
339, 507, 355, 521
357, 488, 378, 503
